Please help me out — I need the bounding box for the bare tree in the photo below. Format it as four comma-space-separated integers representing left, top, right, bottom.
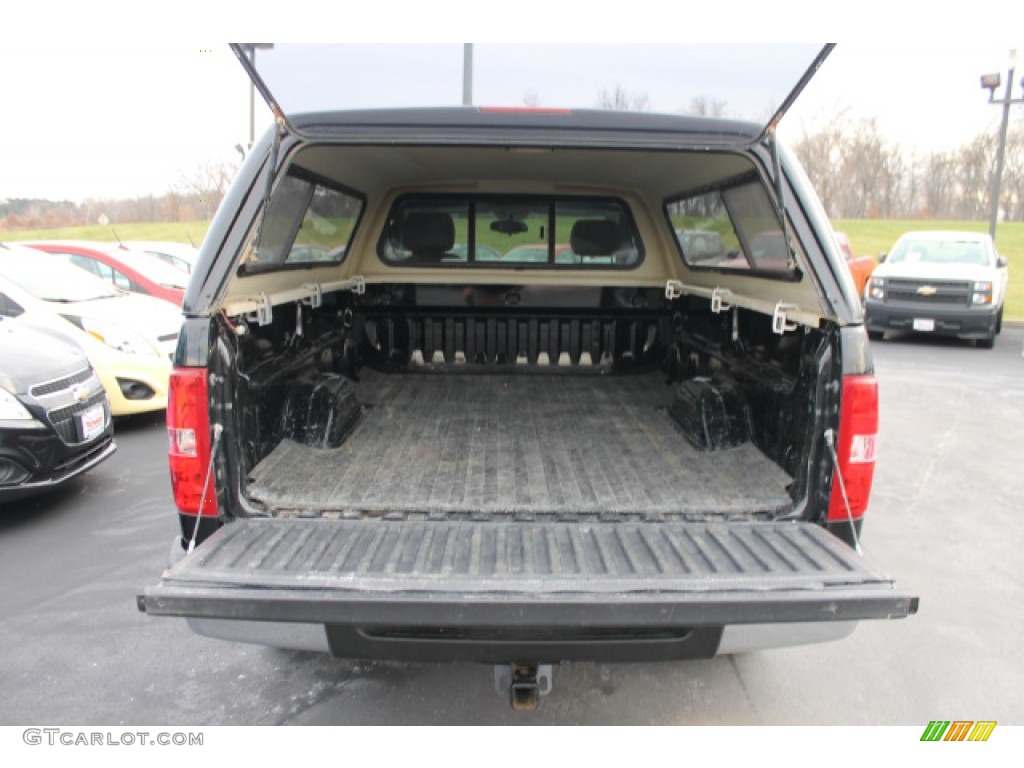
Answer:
996, 125, 1023, 221
923, 152, 955, 219
837, 119, 903, 218
792, 111, 849, 217
792, 111, 983, 221
954, 134, 995, 220
522, 90, 541, 107
596, 85, 651, 112
175, 160, 239, 220
688, 96, 728, 117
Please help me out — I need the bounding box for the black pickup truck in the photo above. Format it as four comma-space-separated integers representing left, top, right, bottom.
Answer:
139, 44, 917, 708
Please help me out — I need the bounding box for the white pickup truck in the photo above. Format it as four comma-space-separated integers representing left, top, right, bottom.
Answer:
865, 230, 1009, 349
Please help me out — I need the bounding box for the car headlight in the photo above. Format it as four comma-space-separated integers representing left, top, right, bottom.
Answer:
972, 281, 993, 306
867, 276, 885, 301
0, 387, 33, 420
63, 316, 160, 357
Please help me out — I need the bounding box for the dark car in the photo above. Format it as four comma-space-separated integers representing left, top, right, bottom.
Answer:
0, 318, 116, 502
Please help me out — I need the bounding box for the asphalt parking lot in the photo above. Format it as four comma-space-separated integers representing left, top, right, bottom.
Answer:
0, 328, 1021, 725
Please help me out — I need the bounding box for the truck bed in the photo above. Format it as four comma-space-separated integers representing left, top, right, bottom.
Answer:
245, 371, 794, 516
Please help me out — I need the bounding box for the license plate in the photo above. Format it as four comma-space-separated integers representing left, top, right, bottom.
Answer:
913, 318, 935, 332
79, 404, 105, 441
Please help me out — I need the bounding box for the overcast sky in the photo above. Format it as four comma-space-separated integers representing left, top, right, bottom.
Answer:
2, 4, 1021, 203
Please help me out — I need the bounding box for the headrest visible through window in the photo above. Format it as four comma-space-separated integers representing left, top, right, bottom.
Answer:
570, 220, 623, 256
402, 212, 455, 255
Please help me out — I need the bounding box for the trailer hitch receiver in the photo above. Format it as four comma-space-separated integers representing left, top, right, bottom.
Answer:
494, 664, 553, 711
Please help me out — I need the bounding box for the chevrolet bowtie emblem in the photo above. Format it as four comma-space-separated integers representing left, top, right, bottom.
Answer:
917, 285, 937, 296
73, 384, 90, 402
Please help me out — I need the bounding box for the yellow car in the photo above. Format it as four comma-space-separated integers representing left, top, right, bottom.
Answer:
0, 243, 181, 415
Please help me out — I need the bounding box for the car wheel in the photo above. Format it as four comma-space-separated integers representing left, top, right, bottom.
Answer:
867, 330, 884, 342
995, 306, 1003, 335
977, 335, 995, 350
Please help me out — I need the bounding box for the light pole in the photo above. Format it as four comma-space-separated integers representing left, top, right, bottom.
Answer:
980, 49, 1024, 243
463, 44, 473, 106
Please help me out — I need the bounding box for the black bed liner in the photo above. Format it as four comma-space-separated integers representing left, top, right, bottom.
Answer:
140, 518, 918, 626
246, 372, 794, 516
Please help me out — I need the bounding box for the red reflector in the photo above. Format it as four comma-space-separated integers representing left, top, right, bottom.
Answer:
827, 374, 878, 522
167, 367, 218, 517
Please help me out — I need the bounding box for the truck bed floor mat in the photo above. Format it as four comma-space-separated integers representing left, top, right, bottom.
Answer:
246, 372, 793, 516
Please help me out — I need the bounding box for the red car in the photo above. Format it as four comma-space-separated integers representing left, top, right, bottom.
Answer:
23, 241, 187, 306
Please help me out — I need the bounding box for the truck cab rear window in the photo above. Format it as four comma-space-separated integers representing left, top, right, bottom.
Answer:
378, 195, 643, 269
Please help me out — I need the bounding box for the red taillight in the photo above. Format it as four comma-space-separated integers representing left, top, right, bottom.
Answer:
827, 374, 879, 522
167, 367, 218, 516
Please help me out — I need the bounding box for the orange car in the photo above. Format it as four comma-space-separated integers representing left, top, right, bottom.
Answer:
835, 231, 875, 298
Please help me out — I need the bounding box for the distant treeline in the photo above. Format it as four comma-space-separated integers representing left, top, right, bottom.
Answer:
3, 115, 1023, 231
1, 193, 226, 232
1, 160, 235, 232
792, 114, 1024, 222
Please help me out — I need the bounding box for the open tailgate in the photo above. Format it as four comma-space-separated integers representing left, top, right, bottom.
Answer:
139, 518, 917, 627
